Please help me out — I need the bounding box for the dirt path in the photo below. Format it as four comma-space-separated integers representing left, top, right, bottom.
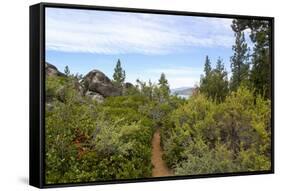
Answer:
151, 128, 173, 177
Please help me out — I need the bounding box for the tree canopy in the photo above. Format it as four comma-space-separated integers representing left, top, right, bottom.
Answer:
113, 59, 126, 86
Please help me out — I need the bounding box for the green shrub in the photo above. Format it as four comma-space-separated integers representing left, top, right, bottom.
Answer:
162, 86, 271, 174
174, 140, 235, 175
46, 80, 154, 183
46, 71, 271, 182
46, 76, 67, 102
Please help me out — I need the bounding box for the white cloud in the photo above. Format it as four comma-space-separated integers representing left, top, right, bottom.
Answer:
148, 67, 202, 76
46, 8, 234, 55
168, 76, 200, 88
146, 66, 202, 88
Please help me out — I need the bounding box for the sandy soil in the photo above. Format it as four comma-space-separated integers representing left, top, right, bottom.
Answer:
151, 129, 173, 177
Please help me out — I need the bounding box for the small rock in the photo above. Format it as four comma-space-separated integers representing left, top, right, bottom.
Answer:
85, 91, 105, 103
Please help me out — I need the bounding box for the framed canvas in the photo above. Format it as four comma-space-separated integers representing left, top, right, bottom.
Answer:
29, 2, 274, 188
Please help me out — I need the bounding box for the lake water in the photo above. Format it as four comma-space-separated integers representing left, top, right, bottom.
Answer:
177, 94, 190, 99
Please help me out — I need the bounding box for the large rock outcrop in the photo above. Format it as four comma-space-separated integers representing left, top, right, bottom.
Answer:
83, 70, 122, 97
45, 62, 65, 77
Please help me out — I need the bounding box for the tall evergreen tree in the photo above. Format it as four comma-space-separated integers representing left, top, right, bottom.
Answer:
158, 73, 170, 102
200, 57, 228, 102
199, 55, 212, 96
249, 21, 271, 98
204, 55, 212, 76
158, 73, 168, 85
200, 55, 212, 99
113, 59, 126, 86
64, 65, 70, 76
231, 19, 271, 98
214, 58, 229, 102
215, 57, 224, 72
230, 20, 250, 91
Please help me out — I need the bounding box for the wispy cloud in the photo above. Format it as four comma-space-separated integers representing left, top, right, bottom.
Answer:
46, 8, 234, 55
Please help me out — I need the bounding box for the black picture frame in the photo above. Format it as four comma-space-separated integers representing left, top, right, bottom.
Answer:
30, 2, 274, 188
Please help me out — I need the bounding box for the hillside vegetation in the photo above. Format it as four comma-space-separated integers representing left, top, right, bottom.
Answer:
45, 19, 272, 184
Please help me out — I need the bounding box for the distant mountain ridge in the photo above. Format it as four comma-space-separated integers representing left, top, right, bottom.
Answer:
46, 61, 194, 100
171, 87, 194, 96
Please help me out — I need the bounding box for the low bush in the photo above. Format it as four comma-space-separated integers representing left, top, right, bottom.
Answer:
162, 86, 271, 175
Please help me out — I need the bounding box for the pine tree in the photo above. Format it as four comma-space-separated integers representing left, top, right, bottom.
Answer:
230, 20, 250, 91
214, 58, 229, 102
158, 73, 170, 102
158, 73, 168, 87
204, 55, 212, 76
216, 58, 228, 87
64, 65, 70, 76
148, 79, 153, 100
113, 59, 126, 86
200, 55, 212, 98
249, 20, 271, 98
215, 57, 224, 72
231, 19, 271, 98
200, 57, 228, 102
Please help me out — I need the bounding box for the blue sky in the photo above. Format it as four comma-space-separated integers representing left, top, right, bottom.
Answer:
46, 8, 238, 89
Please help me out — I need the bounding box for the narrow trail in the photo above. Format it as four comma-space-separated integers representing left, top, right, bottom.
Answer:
151, 128, 173, 177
